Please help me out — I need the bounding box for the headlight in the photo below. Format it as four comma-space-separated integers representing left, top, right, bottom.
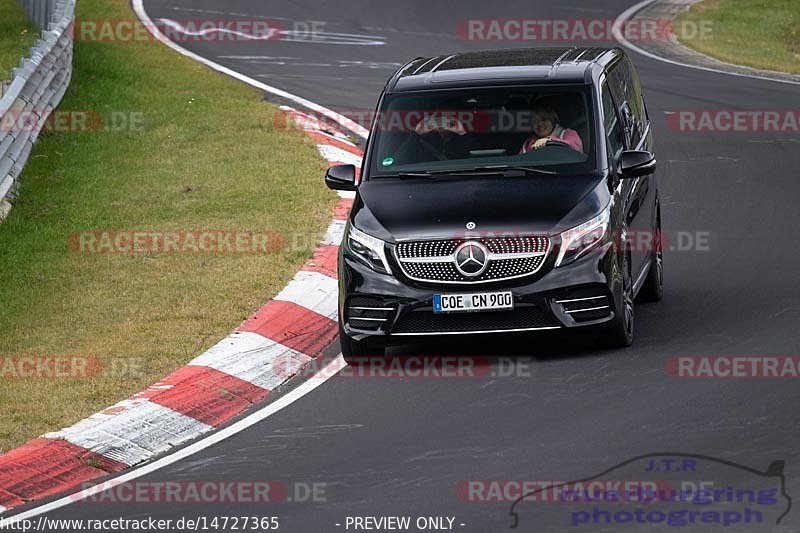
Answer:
555, 205, 611, 267
347, 226, 392, 274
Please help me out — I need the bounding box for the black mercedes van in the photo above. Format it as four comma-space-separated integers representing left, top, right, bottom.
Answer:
325, 47, 662, 359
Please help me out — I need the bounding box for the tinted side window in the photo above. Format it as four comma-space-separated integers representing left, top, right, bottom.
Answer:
606, 62, 628, 145
602, 82, 624, 163
606, 59, 646, 148
624, 58, 648, 144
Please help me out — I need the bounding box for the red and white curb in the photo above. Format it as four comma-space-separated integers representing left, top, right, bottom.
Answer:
0, 107, 359, 513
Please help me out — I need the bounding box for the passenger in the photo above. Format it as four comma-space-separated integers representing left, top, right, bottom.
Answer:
395, 112, 475, 163
520, 103, 583, 153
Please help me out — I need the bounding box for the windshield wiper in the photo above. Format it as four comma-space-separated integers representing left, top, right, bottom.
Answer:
381, 166, 560, 179
383, 169, 504, 179
471, 165, 559, 176
390, 172, 439, 179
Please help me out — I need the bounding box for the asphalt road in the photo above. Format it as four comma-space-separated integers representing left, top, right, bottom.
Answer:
16, 0, 800, 531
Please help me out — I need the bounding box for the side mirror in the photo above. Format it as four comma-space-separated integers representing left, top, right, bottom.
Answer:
325, 164, 357, 191
619, 150, 656, 178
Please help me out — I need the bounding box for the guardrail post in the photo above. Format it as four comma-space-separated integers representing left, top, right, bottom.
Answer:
3, 0, 76, 221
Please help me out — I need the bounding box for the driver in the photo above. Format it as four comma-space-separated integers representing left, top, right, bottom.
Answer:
520, 103, 583, 153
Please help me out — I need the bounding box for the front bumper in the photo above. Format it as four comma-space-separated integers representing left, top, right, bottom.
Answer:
339, 241, 622, 345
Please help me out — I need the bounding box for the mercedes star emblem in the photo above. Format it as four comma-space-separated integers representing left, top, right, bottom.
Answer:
454, 241, 489, 277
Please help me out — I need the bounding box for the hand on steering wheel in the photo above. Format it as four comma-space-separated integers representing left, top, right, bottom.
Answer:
531, 137, 569, 150
545, 138, 569, 147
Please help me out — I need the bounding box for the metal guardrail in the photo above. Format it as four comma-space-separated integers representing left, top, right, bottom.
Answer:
0, 0, 74, 219
17, 0, 57, 30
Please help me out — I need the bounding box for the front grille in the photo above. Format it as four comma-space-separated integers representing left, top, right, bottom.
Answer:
392, 305, 559, 334
394, 236, 550, 284
346, 296, 397, 331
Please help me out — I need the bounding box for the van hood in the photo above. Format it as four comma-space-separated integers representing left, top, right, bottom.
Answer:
351, 174, 611, 242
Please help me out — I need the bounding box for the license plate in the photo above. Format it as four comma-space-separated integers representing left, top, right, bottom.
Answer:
433, 291, 514, 314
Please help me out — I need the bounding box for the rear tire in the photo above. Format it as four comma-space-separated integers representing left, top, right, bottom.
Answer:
638, 203, 663, 302
339, 323, 386, 364
601, 253, 634, 348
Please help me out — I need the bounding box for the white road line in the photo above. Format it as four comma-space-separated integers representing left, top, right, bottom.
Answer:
168, 6, 228, 16
157, 18, 385, 46
613, 0, 800, 86
279, 31, 386, 46
2, 356, 346, 524
338, 60, 403, 69
167, 6, 291, 20
256, 73, 378, 82
157, 18, 281, 41
218, 55, 300, 60
219, 57, 401, 70
131, 0, 370, 139
218, 59, 401, 71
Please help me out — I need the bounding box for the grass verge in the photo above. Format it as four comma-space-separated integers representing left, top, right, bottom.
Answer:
0, 0, 337, 453
675, 0, 800, 74
0, 0, 38, 79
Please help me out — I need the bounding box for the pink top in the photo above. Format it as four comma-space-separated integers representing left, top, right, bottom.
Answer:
520, 125, 583, 154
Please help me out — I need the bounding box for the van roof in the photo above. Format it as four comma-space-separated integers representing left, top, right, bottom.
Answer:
387, 47, 623, 92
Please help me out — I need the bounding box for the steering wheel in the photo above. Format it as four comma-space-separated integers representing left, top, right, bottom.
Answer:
544, 138, 570, 147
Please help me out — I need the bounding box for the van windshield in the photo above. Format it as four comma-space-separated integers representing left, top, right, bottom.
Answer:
367, 85, 596, 178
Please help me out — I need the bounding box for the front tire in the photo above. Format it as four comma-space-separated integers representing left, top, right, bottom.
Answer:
339, 323, 386, 363
638, 203, 663, 302
601, 253, 634, 348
